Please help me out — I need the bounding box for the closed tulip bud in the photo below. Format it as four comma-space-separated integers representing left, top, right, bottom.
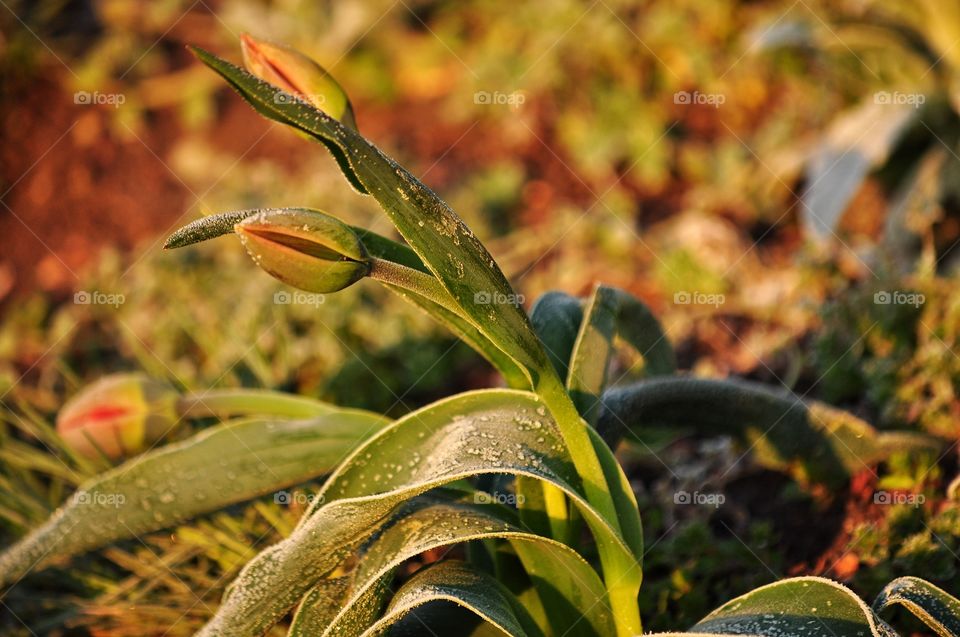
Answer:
240, 33, 357, 130
235, 208, 371, 294
56, 374, 180, 460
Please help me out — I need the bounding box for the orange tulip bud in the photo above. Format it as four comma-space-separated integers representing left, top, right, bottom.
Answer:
235, 208, 371, 294
240, 33, 357, 130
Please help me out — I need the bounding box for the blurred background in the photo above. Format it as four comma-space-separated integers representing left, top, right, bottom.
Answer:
2, 0, 960, 634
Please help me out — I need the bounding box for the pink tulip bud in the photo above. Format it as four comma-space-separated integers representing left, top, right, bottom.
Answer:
56, 374, 180, 460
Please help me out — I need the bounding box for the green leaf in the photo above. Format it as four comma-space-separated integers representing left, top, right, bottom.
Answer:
530, 291, 584, 380
287, 576, 355, 632
523, 292, 585, 546
598, 377, 940, 486
359, 561, 544, 637
567, 285, 675, 423
873, 576, 960, 637
600, 286, 676, 377
0, 408, 388, 586
566, 287, 618, 421
175, 388, 341, 419
190, 48, 552, 387
194, 389, 638, 637
290, 494, 611, 637
691, 577, 897, 636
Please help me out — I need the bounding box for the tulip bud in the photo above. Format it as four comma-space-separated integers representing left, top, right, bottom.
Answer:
240, 33, 357, 130
235, 208, 371, 294
56, 374, 180, 460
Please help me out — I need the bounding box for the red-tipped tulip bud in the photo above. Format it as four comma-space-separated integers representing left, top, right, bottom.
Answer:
56, 374, 180, 460
235, 208, 371, 294
240, 33, 357, 130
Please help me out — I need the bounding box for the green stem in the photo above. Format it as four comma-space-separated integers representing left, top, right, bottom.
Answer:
176, 390, 332, 419
368, 258, 471, 319
535, 373, 642, 636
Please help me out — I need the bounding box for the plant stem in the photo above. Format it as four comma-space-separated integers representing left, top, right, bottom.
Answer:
536, 373, 642, 636
176, 390, 332, 419
367, 258, 473, 319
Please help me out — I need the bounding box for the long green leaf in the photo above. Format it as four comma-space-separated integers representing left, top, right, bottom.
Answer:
290, 494, 612, 637
873, 576, 960, 637
691, 576, 897, 636
360, 561, 543, 637
194, 389, 638, 637
598, 377, 940, 486
530, 291, 584, 380
0, 408, 388, 587
190, 48, 551, 387
287, 576, 355, 631
567, 285, 675, 423
176, 388, 339, 419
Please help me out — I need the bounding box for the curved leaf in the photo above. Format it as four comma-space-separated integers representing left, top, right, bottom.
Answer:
194, 389, 639, 637
530, 291, 584, 380
288, 576, 354, 631
692, 577, 897, 636
603, 286, 676, 377
531, 287, 675, 401
567, 285, 675, 424
874, 576, 960, 637
566, 286, 618, 421
290, 494, 611, 637
359, 561, 543, 637
190, 48, 552, 387
175, 388, 338, 419
598, 377, 940, 486
0, 408, 388, 587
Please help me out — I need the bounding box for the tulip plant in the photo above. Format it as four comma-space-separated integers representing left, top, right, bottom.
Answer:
3, 35, 960, 637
